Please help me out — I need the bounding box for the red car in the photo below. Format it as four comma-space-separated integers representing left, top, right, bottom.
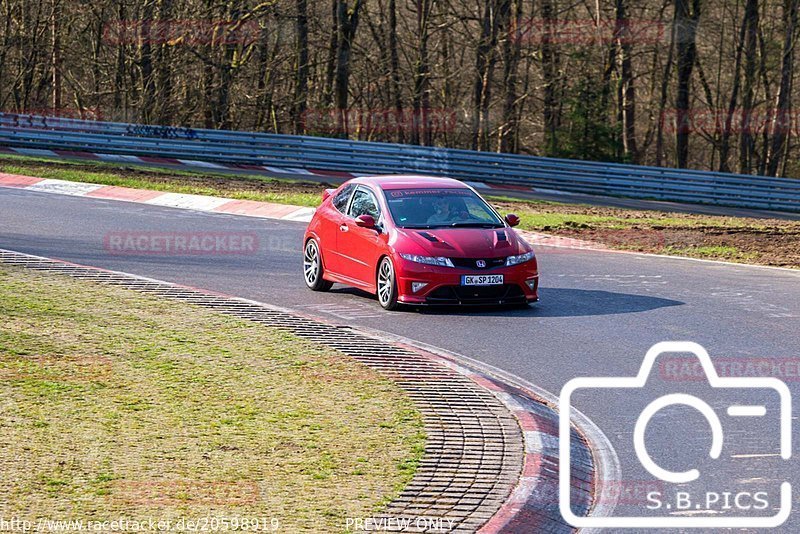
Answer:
302, 175, 539, 310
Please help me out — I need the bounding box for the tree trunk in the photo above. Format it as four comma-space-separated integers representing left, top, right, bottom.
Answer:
674, 0, 700, 169
292, 0, 309, 134
738, 0, 758, 174
387, 0, 403, 143
499, 0, 523, 153
139, 0, 157, 123
155, 0, 173, 124
615, 0, 638, 162
411, 0, 432, 146
766, 0, 799, 177
50, 0, 62, 112
323, 0, 339, 107
719, 3, 748, 173
334, 0, 363, 137
112, 2, 127, 117
472, 0, 508, 151
541, 0, 561, 155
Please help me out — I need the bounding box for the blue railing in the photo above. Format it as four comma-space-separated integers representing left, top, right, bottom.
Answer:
1, 113, 799, 212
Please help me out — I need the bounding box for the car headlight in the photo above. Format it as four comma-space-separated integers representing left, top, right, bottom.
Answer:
505, 251, 535, 266
399, 254, 454, 268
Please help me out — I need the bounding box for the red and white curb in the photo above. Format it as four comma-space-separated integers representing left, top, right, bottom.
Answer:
375, 336, 614, 534
0, 172, 316, 223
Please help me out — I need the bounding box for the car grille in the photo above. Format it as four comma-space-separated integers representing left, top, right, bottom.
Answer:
450, 257, 506, 270
426, 284, 526, 305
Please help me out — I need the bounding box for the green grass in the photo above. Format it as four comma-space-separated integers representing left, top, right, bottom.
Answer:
0, 265, 425, 529
662, 245, 759, 262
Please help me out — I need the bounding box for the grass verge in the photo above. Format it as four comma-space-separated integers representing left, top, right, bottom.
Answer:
2, 153, 798, 268
0, 265, 425, 530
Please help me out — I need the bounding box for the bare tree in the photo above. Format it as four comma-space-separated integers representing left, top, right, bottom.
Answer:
540, 0, 562, 155
292, 0, 309, 133
333, 0, 363, 136
615, 0, 638, 162
674, 0, 700, 168
766, 0, 799, 176
738, 0, 759, 174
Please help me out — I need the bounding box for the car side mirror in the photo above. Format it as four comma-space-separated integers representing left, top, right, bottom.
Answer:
505, 213, 520, 227
355, 214, 377, 229
322, 188, 335, 202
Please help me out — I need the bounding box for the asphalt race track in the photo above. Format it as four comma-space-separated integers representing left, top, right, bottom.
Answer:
3, 186, 799, 533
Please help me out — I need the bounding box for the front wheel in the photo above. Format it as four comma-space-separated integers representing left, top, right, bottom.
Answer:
303, 239, 333, 291
376, 257, 400, 310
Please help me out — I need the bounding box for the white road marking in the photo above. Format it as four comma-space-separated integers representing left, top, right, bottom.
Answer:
145, 192, 230, 210
97, 154, 144, 163
301, 303, 385, 320
12, 148, 59, 157
281, 207, 315, 222
177, 159, 226, 169
26, 178, 105, 196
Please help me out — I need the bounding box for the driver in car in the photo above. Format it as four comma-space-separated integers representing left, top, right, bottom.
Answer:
427, 198, 464, 225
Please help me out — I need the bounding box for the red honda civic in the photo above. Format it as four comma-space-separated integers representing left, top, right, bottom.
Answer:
302, 175, 539, 310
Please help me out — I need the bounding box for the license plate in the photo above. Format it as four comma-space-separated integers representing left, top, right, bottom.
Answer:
461, 274, 504, 286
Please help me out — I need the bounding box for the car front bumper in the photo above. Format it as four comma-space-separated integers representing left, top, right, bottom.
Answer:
395, 257, 539, 306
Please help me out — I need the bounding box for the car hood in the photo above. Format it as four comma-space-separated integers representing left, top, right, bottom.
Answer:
397, 227, 528, 258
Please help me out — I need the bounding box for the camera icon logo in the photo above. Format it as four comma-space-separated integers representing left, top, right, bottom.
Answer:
559, 341, 792, 529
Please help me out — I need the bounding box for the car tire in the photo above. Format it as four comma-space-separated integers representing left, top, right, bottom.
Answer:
376, 256, 400, 310
303, 239, 333, 291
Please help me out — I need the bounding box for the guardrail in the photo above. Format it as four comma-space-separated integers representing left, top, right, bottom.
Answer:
2, 113, 800, 213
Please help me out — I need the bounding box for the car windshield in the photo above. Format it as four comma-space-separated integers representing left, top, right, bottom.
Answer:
383, 188, 504, 229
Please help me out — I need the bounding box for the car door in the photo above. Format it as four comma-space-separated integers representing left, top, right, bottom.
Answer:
336, 186, 385, 288
319, 183, 355, 275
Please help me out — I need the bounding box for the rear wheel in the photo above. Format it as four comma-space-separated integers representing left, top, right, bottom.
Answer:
303, 239, 333, 291
376, 257, 399, 310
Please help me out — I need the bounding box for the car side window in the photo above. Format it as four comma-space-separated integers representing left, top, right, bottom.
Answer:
348, 188, 380, 220
332, 184, 355, 213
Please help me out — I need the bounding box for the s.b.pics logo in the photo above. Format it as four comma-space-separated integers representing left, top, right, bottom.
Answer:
560, 342, 792, 529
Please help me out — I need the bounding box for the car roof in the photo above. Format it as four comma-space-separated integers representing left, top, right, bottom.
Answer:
350, 175, 469, 190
